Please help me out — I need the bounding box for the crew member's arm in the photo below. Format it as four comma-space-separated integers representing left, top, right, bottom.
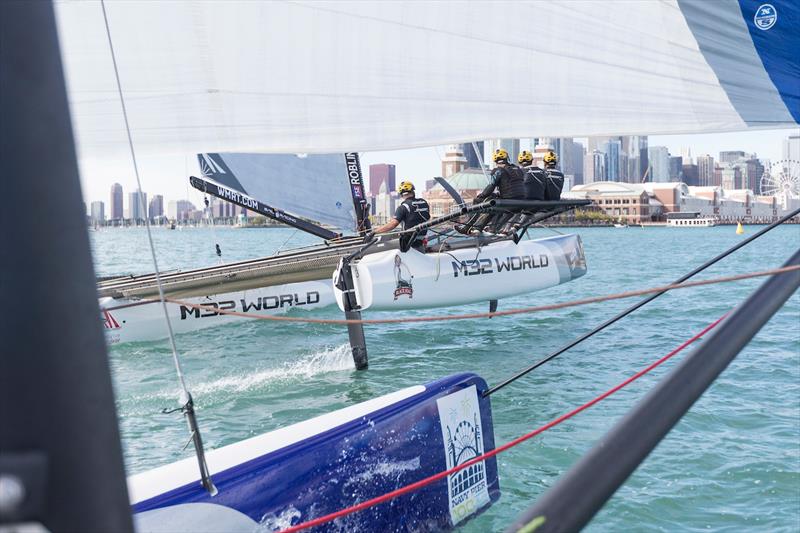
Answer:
474, 169, 500, 203
375, 203, 406, 234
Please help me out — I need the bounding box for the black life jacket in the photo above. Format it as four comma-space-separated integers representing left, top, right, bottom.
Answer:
545, 168, 565, 201
523, 166, 547, 200
493, 165, 526, 199
399, 197, 430, 230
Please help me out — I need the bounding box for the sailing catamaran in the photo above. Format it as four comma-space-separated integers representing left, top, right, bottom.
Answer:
98, 151, 589, 345
4, 1, 798, 532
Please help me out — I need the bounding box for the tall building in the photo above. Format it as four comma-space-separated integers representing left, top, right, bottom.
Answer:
557, 138, 584, 185
461, 141, 485, 169
583, 150, 605, 184
682, 163, 699, 186
128, 190, 147, 222
721, 166, 743, 190
783, 135, 800, 161
148, 195, 164, 220
571, 140, 585, 185
601, 139, 621, 181
669, 156, 683, 181
368, 164, 396, 197
719, 150, 745, 164
745, 158, 765, 193
441, 145, 467, 178
648, 146, 670, 182
167, 200, 195, 221
487, 139, 520, 166
90, 201, 105, 223
109, 182, 123, 220
696, 154, 715, 186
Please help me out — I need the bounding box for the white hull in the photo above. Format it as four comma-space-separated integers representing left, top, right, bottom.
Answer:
100, 280, 334, 344
334, 234, 586, 311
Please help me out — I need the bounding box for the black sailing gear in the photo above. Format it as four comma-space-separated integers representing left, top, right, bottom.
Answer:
394, 196, 430, 251
475, 164, 525, 203
545, 168, 565, 201
522, 165, 547, 201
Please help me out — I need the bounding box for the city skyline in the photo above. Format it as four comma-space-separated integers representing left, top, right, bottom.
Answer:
80, 128, 798, 209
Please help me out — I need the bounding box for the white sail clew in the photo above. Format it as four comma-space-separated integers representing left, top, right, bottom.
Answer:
55, 1, 799, 158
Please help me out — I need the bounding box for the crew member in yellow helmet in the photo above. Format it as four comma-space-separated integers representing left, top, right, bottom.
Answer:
542, 150, 565, 200
375, 181, 431, 252
475, 148, 525, 203
518, 150, 547, 201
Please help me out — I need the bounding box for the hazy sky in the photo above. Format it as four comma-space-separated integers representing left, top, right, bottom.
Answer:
79, 127, 798, 209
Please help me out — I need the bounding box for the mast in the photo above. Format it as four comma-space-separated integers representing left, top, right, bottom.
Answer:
0, 1, 132, 531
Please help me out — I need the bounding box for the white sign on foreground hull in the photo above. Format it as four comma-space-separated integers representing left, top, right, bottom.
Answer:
334, 234, 587, 311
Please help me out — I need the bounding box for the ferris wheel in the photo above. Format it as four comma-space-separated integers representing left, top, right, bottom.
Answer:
760, 159, 800, 198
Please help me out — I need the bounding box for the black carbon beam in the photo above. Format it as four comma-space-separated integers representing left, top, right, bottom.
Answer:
0, 2, 133, 531
190, 175, 340, 240
335, 258, 369, 370
507, 248, 800, 533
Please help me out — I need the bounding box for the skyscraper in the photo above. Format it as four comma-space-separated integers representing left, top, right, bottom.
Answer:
697, 155, 715, 186
148, 194, 164, 220
461, 141, 485, 169
90, 201, 105, 224
128, 190, 147, 222
583, 150, 605, 184
719, 151, 745, 164
648, 146, 670, 182
109, 182, 123, 220
783, 135, 799, 161
441, 145, 467, 178
601, 139, 621, 181
668, 156, 683, 181
369, 164, 396, 197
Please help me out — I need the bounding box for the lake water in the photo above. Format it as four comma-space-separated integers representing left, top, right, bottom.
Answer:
91, 224, 800, 532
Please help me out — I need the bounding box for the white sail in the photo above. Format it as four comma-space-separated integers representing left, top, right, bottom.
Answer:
198, 153, 361, 232
55, 1, 799, 158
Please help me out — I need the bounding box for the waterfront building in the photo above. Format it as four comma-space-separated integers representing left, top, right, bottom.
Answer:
369, 164, 396, 197
745, 158, 765, 194
461, 141, 484, 169
719, 150, 745, 164
109, 182, 123, 221
373, 181, 396, 225
148, 194, 164, 220
441, 145, 467, 178
90, 201, 104, 224
127, 189, 147, 223
564, 181, 799, 224
423, 169, 487, 217
696, 154, 715, 186
648, 146, 670, 182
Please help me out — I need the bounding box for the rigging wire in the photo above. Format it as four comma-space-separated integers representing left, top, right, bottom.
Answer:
203, 195, 224, 264
279, 313, 727, 533
161, 264, 798, 324
483, 205, 800, 397
99, 0, 217, 495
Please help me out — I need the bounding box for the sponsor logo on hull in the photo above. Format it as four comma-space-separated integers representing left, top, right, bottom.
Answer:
451, 253, 550, 278
179, 291, 321, 320
437, 385, 490, 525
393, 255, 414, 300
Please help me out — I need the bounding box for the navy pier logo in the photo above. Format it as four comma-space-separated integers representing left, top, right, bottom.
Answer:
393, 255, 413, 300
754, 4, 776, 30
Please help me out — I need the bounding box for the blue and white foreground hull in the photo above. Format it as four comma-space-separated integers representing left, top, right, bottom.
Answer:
131, 373, 499, 532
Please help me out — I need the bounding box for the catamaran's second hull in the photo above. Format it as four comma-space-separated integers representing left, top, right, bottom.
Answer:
100, 280, 335, 345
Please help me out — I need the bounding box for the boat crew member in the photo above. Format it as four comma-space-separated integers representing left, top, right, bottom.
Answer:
474, 148, 526, 203
471, 148, 525, 234
374, 181, 431, 252
543, 150, 565, 201
518, 150, 547, 201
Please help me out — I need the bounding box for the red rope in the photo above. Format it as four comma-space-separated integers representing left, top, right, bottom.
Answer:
280, 313, 729, 532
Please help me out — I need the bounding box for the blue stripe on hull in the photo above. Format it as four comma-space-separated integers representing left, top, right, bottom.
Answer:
133, 373, 499, 531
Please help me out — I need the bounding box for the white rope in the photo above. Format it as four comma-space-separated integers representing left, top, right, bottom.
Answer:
100, 0, 190, 404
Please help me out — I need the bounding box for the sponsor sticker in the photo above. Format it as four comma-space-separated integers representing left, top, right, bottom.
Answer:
436, 385, 490, 525
754, 4, 777, 30
393, 255, 414, 300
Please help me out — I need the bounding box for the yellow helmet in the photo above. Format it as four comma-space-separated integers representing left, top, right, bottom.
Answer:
397, 181, 415, 194
543, 150, 558, 167
493, 148, 509, 163
518, 150, 533, 165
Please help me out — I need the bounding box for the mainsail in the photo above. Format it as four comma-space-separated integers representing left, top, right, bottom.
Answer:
55, 1, 799, 158
196, 152, 366, 234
